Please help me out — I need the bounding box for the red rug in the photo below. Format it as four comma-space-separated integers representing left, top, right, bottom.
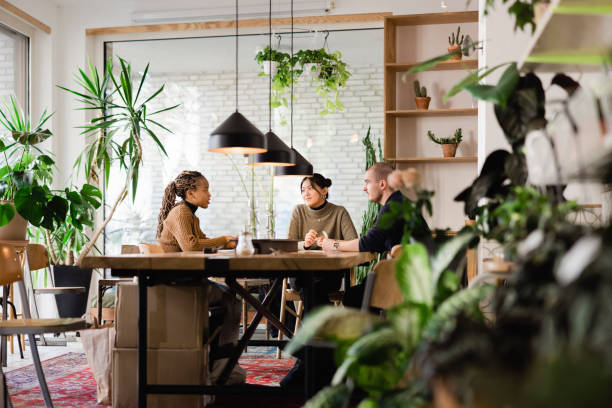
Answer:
5, 352, 295, 407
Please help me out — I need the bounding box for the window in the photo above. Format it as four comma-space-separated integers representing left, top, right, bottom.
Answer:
103, 29, 383, 253
0, 23, 29, 109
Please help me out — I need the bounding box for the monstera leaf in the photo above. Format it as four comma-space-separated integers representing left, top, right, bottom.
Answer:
455, 150, 511, 217
494, 73, 546, 150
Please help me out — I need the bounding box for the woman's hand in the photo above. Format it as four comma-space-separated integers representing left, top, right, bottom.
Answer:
304, 229, 319, 248
224, 236, 237, 249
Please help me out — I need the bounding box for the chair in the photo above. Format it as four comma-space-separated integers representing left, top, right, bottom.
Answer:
276, 278, 304, 359
138, 243, 164, 254
0, 243, 86, 407
0, 285, 23, 359
361, 259, 404, 311
28, 244, 86, 346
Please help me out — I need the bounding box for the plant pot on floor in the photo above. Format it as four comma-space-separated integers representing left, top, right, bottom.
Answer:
442, 144, 458, 158
448, 45, 462, 61
53, 265, 92, 318
415, 97, 431, 110
0, 201, 27, 240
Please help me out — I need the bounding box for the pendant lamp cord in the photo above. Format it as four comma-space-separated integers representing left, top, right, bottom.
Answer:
235, 0, 239, 112
268, 0, 272, 132
290, 0, 294, 148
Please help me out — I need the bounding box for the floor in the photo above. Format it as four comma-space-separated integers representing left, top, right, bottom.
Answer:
4, 333, 84, 370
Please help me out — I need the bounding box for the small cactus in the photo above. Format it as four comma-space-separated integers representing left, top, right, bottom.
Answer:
413, 80, 428, 98
448, 26, 464, 46
427, 128, 463, 145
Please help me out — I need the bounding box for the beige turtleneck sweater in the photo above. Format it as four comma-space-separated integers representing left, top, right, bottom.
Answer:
287, 202, 358, 250
157, 202, 227, 252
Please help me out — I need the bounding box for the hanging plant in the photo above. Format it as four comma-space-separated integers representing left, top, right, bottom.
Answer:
297, 48, 351, 115
255, 45, 290, 76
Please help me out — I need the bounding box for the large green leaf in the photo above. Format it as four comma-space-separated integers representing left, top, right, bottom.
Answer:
284, 307, 380, 356
11, 129, 52, 145
443, 62, 513, 103
395, 243, 433, 307
14, 186, 44, 226
0, 202, 15, 227
304, 384, 351, 408
431, 231, 476, 284
464, 63, 519, 108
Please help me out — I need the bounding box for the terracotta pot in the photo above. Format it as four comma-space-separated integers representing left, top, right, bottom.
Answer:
0, 200, 28, 240
442, 144, 458, 158
448, 45, 462, 61
415, 97, 431, 110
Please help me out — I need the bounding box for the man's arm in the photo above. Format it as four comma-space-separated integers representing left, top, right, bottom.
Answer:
319, 237, 360, 252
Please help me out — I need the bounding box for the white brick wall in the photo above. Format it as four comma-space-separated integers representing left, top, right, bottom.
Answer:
0, 32, 16, 99
105, 65, 384, 253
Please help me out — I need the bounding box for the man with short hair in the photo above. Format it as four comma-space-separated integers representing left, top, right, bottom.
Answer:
319, 162, 428, 253
318, 162, 430, 308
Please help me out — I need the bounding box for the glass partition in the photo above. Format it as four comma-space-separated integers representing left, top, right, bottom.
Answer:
104, 28, 383, 253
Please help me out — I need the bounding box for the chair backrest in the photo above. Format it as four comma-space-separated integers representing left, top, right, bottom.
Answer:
0, 243, 23, 286
362, 259, 404, 310
138, 243, 164, 254
121, 244, 140, 254
26, 243, 50, 271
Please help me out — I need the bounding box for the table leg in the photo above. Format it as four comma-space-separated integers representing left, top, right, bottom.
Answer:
97, 283, 104, 326
216, 277, 283, 385
302, 272, 315, 400
1, 285, 7, 367
138, 272, 148, 408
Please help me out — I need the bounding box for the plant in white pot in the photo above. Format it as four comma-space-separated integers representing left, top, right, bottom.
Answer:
255, 45, 290, 76
0, 97, 100, 241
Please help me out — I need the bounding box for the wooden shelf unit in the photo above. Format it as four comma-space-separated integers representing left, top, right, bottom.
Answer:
385, 59, 478, 72
388, 156, 477, 164
386, 108, 478, 117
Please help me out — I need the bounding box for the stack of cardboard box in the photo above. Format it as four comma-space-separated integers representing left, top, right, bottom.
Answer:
113, 282, 210, 408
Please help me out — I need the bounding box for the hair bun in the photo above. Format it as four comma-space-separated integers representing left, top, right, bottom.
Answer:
325, 178, 332, 188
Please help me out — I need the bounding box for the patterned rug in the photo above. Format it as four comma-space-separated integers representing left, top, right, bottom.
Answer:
5, 352, 295, 407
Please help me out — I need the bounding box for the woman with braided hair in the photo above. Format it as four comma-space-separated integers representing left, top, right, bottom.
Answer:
156, 171, 244, 382
157, 170, 236, 252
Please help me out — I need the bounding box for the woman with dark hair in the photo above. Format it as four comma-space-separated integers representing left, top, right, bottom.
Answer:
281, 173, 357, 389
156, 171, 243, 382
288, 173, 358, 253
157, 170, 235, 252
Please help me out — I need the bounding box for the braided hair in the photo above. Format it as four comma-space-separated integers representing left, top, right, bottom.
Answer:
156, 170, 205, 238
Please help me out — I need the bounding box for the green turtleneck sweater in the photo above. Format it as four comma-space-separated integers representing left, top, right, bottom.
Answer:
287, 202, 358, 250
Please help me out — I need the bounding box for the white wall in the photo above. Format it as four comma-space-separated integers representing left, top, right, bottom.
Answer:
8, 0, 476, 185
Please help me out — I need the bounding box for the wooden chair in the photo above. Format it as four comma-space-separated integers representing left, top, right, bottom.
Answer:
27, 244, 86, 346
276, 278, 304, 359
0, 242, 86, 407
361, 259, 404, 311
138, 243, 164, 254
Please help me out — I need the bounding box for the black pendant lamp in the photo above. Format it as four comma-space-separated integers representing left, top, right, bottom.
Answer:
250, 0, 294, 166
209, 0, 266, 155
275, 0, 314, 177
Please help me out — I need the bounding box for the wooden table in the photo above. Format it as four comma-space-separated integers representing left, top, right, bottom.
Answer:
80, 250, 374, 407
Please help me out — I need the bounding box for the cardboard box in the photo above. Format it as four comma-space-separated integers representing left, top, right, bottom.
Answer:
115, 283, 208, 349
112, 348, 209, 408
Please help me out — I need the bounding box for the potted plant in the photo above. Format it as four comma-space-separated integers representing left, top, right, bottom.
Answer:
296, 48, 327, 78
428, 128, 463, 158
60, 57, 177, 267
306, 48, 351, 115
255, 45, 290, 76
414, 79, 431, 110
448, 26, 464, 61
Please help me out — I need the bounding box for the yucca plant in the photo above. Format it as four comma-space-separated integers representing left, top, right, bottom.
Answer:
60, 57, 178, 265
286, 231, 493, 407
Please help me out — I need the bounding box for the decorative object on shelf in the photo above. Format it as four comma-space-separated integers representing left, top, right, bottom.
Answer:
413, 79, 431, 110
428, 128, 463, 158
255, 45, 289, 76
275, 0, 314, 178
250, 0, 294, 167
448, 26, 464, 60
209, 0, 266, 154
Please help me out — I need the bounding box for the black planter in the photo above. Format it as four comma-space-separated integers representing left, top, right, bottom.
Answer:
52, 265, 92, 318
